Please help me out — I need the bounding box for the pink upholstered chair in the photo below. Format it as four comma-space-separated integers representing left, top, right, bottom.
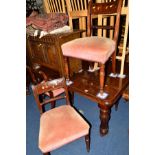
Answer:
61, 0, 123, 100
32, 78, 90, 155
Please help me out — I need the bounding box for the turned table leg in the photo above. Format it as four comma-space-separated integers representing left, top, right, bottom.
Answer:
98, 104, 111, 136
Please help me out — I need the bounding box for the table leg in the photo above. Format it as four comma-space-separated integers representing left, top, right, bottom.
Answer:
98, 104, 111, 136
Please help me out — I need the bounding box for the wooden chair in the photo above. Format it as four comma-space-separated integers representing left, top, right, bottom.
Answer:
43, 0, 66, 13
61, 0, 126, 136
32, 78, 90, 155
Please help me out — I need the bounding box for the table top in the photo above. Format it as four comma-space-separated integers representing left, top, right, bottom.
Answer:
69, 61, 129, 106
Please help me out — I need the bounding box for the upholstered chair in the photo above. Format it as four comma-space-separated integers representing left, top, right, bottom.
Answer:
32, 78, 90, 155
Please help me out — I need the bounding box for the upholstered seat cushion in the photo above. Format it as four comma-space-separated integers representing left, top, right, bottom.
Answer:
61, 37, 115, 64
39, 105, 89, 153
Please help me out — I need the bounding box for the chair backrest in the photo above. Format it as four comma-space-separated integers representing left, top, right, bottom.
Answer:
87, 0, 123, 43
32, 77, 70, 114
43, 0, 66, 13
87, 0, 123, 73
26, 65, 48, 85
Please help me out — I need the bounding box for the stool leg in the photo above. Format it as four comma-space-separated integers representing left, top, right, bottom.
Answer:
85, 134, 90, 152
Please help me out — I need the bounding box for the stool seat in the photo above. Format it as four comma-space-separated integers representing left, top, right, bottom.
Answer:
39, 105, 89, 153
61, 37, 115, 64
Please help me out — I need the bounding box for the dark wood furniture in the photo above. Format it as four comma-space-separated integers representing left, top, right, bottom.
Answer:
68, 62, 128, 135
32, 78, 90, 155
26, 30, 83, 78
62, 0, 127, 136
122, 85, 129, 101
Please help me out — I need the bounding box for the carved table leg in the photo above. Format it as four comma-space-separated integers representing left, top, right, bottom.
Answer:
98, 104, 111, 136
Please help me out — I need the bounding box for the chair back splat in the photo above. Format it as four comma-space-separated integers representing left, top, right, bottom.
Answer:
32, 77, 69, 114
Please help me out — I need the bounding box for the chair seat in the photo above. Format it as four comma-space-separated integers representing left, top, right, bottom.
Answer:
61, 37, 115, 64
39, 105, 89, 153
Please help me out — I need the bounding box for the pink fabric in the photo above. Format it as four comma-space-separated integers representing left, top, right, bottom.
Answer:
61, 37, 115, 64
39, 105, 89, 153
26, 13, 68, 32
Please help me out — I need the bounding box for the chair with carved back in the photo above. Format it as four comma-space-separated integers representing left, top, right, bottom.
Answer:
61, 0, 125, 136
32, 78, 90, 155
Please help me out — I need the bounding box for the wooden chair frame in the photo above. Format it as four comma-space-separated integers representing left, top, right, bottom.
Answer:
32, 78, 90, 154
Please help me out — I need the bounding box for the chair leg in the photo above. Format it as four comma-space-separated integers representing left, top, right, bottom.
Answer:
85, 134, 90, 152
64, 56, 70, 81
115, 101, 119, 111
99, 64, 105, 95
112, 51, 116, 74
43, 152, 51, 155
51, 101, 56, 109
49, 92, 56, 109
69, 91, 74, 105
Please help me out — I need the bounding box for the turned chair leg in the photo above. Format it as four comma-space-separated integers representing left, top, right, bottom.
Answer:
64, 56, 70, 82
99, 64, 105, 95
85, 134, 90, 152
112, 51, 116, 74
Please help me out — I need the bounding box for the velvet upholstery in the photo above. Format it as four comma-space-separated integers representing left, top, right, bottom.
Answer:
39, 105, 89, 153
61, 37, 115, 64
